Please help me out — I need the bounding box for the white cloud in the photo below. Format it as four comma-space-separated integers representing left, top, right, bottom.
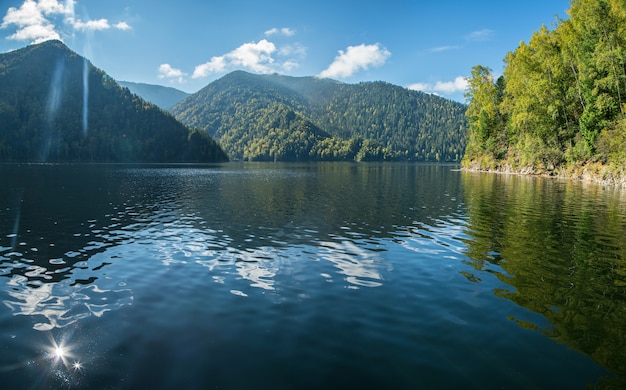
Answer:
70, 18, 110, 31
433, 76, 468, 93
406, 82, 431, 91
465, 29, 494, 42
265, 27, 295, 37
67, 17, 131, 32
2, 0, 45, 28
193, 39, 292, 78
64, 0, 75, 17
193, 56, 227, 78
318, 43, 391, 79
191, 28, 306, 79
37, 0, 70, 15
1, 0, 131, 43
114, 21, 131, 31
229, 39, 276, 72
6, 22, 60, 43
281, 59, 299, 72
407, 76, 468, 95
278, 42, 305, 57
158, 63, 187, 83
1, 0, 58, 43
430, 45, 459, 53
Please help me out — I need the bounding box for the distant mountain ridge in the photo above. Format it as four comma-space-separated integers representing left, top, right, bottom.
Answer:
0, 41, 227, 163
118, 80, 190, 110
172, 70, 467, 161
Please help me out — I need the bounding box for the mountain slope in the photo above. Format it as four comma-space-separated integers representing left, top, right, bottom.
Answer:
118, 80, 190, 110
172, 71, 467, 162
0, 40, 227, 163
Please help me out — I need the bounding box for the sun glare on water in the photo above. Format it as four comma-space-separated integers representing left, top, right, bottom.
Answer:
41, 336, 86, 384
53, 346, 66, 359
45, 337, 83, 371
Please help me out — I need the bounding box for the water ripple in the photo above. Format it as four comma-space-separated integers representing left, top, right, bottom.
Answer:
3, 274, 132, 331
1, 164, 620, 388
316, 240, 387, 288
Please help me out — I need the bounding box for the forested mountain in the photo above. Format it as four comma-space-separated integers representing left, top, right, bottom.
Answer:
464, 0, 626, 182
118, 81, 190, 110
172, 71, 467, 162
0, 40, 227, 163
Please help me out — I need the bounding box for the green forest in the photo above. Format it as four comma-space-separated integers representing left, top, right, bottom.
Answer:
0, 40, 228, 163
172, 71, 467, 162
464, 0, 626, 181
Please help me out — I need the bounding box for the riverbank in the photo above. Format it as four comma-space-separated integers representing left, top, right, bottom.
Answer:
462, 160, 626, 188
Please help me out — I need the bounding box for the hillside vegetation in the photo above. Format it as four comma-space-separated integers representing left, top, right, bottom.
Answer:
172, 71, 467, 162
464, 0, 626, 184
0, 40, 227, 163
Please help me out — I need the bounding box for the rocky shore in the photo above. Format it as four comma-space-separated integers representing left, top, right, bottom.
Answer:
462, 161, 626, 188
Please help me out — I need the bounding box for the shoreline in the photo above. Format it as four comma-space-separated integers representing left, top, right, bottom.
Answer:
461, 161, 626, 188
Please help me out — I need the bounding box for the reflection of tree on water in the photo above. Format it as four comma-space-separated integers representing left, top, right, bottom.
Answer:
461, 172, 626, 386
209, 163, 462, 290
213, 163, 463, 243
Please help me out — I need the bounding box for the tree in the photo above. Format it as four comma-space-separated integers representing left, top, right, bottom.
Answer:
464, 0, 626, 174
463, 65, 505, 167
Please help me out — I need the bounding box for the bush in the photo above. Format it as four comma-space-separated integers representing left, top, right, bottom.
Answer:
596, 119, 626, 166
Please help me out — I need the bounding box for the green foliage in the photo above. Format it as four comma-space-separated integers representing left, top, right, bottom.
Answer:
464, 0, 626, 173
230, 102, 331, 162
597, 118, 626, 165
0, 40, 228, 163
172, 71, 467, 162
304, 81, 467, 162
463, 66, 507, 165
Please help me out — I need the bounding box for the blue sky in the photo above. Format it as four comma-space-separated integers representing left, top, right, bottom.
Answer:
1, 0, 572, 102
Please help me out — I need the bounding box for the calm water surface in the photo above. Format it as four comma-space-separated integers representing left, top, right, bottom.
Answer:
0, 163, 624, 389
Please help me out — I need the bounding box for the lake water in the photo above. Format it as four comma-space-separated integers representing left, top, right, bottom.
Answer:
0, 163, 625, 389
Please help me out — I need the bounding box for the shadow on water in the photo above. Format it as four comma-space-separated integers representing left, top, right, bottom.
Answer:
461, 171, 626, 388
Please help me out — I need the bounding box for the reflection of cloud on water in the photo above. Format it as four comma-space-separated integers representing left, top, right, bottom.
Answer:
3, 274, 132, 331
235, 259, 276, 291
317, 240, 386, 288
196, 246, 278, 291
399, 221, 468, 259
195, 237, 387, 291
147, 225, 280, 293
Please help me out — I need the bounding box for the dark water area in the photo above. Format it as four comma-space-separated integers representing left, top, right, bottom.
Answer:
0, 163, 624, 389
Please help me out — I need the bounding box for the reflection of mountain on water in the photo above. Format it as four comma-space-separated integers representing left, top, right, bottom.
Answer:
0, 163, 465, 325
212, 163, 464, 242
204, 163, 462, 290
461, 172, 626, 385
